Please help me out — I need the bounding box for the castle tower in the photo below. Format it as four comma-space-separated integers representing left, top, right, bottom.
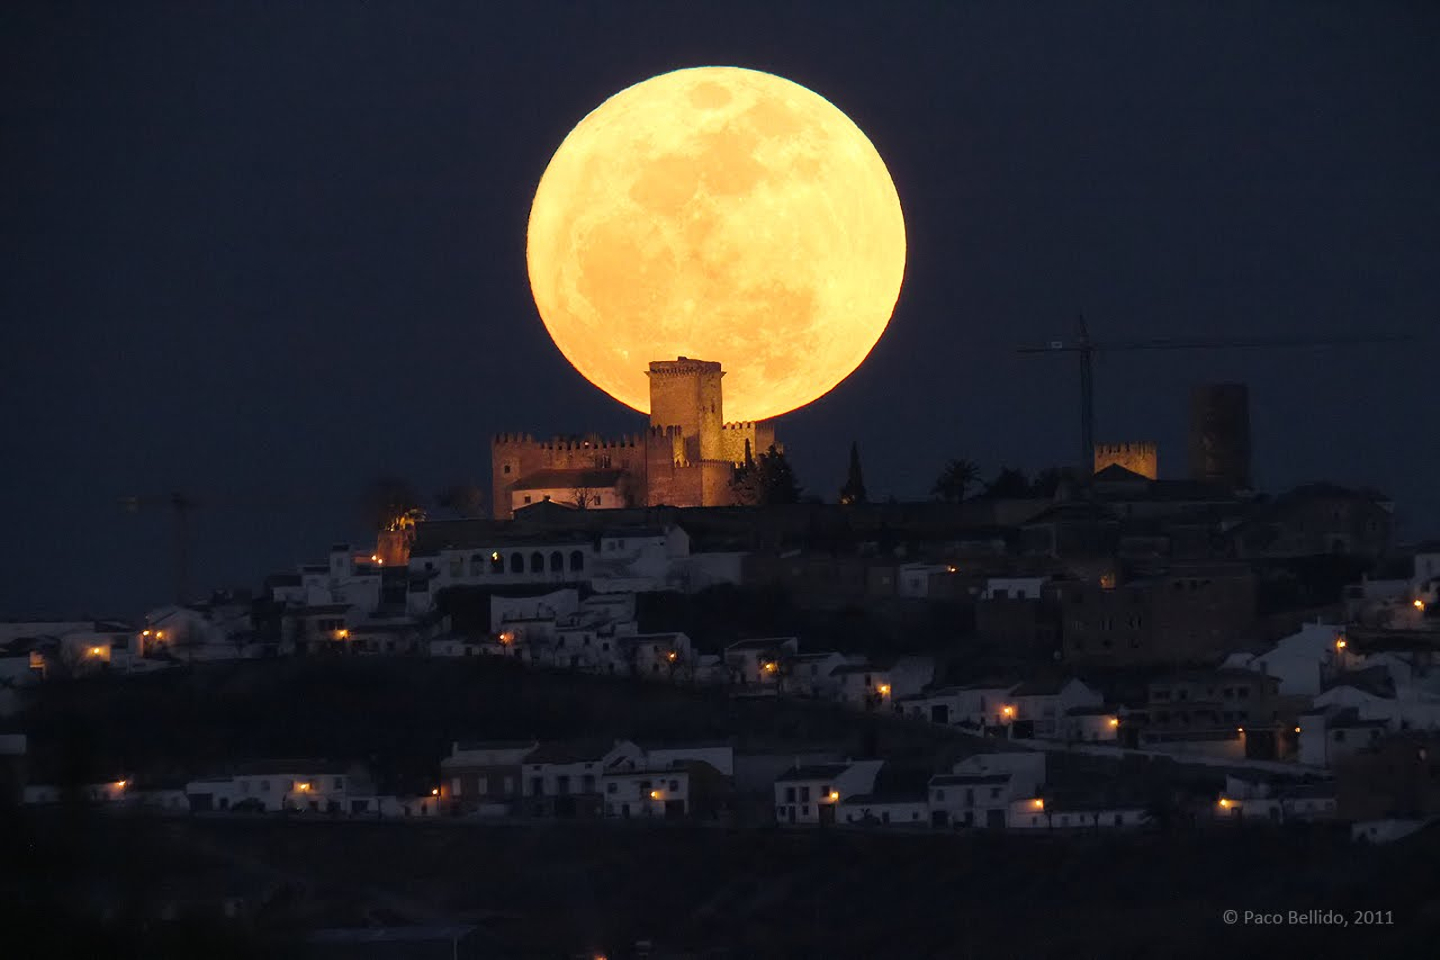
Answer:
1093, 441, 1158, 480
1189, 383, 1251, 489
647, 357, 724, 463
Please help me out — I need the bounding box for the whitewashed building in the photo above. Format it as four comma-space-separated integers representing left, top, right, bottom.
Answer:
773, 760, 884, 826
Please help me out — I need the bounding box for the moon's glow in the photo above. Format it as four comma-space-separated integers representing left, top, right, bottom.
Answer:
527, 66, 906, 422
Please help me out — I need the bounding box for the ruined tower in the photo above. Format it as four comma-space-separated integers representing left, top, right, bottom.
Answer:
1189, 383, 1252, 489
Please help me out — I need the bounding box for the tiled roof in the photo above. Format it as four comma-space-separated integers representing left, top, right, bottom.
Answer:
510, 468, 628, 492
929, 773, 1011, 787
776, 763, 852, 782
525, 739, 624, 765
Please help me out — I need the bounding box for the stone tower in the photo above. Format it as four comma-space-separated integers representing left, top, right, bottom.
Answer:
646, 357, 724, 463
1093, 441, 1159, 480
1189, 383, 1251, 489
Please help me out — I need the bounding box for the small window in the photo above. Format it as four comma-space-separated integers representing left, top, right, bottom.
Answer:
523, 495, 532, 504
607, 782, 617, 794
503, 464, 512, 474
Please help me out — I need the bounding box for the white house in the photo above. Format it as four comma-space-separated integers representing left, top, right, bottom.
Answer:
618, 632, 694, 679
1216, 774, 1338, 824
1297, 704, 1390, 768
951, 750, 1046, 797
1005, 678, 1104, 739
1061, 705, 1121, 743
520, 739, 643, 816
899, 683, 1019, 729
640, 743, 734, 777
724, 637, 799, 687
184, 761, 360, 814
831, 657, 935, 712
897, 563, 953, 598
982, 577, 1049, 600
58, 623, 135, 673
1008, 797, 1150, 831
929, 772, 1012, 829
839, 791, 929, 827
490, 589, 580, 633
601, 764, 693, 819
773, 760, 884, 826
787, 652, 859, 699
1222, 621, 1348, 697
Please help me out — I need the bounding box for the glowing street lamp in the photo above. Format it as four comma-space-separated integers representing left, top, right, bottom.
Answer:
1108, 717, 1120, 728
1335, 638, 1347, 651
1414, 599, 1426, 611
828, 790, 840, 802
877, 683, 891, 697
1001, 705, 1016, 720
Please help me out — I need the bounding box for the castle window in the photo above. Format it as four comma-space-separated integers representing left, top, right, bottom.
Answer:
523, 495, 532, 504
569, 550, 585, 572
503, 464, 511, 474
550, 551, 564, 572
530, 552, 544, 573
510, 553, 524, 574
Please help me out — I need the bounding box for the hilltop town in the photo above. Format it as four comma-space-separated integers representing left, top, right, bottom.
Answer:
4, 371, 1438, 956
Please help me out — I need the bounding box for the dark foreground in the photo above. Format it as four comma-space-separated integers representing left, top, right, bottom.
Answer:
6, 806, 1439, 959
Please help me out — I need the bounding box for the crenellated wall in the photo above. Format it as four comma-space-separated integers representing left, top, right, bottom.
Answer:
721, 420, 780, 465
1093, 441, 1159, 480
491, 432, 645, 519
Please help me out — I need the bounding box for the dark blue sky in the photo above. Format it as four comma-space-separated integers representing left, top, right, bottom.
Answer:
4, 1, 1437, 619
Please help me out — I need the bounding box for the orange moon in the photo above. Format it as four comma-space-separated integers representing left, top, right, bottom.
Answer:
526, 66, 906, 422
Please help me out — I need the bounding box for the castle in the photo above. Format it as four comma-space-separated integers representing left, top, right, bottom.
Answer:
491, 358, 780, 519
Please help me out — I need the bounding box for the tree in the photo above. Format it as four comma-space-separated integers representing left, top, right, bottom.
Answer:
363, 476, 426, 532
569, 485, 597, 510
435, 483, 486, 519
1031, 467, 1071, 499
982, 467, 1031, 499
931, 459, 980, 503
731, 444, 802, 506
838, 440, 868, 505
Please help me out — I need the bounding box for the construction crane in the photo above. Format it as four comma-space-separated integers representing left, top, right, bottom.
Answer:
1017, 316, 1410, 478
120, 490, 326, 606
120, 492, 199, 605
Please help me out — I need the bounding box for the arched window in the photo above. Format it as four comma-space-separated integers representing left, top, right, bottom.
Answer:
530, 552, 544, 573
490, 553, 504, 574
470, 554, 484, 577
550, 551, 564, 572
569, 550, 584, 572
510, 552, 524, 574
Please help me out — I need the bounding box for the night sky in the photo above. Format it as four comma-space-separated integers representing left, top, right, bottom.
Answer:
5, 2, 1437, 619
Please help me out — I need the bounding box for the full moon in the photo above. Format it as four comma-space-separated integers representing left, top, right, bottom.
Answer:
527, 66, 906, 422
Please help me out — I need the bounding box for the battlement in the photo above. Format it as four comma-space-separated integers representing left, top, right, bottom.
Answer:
646, 356, 724, 379
494, 432, 640, 450
1094, 440, 1159, 480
